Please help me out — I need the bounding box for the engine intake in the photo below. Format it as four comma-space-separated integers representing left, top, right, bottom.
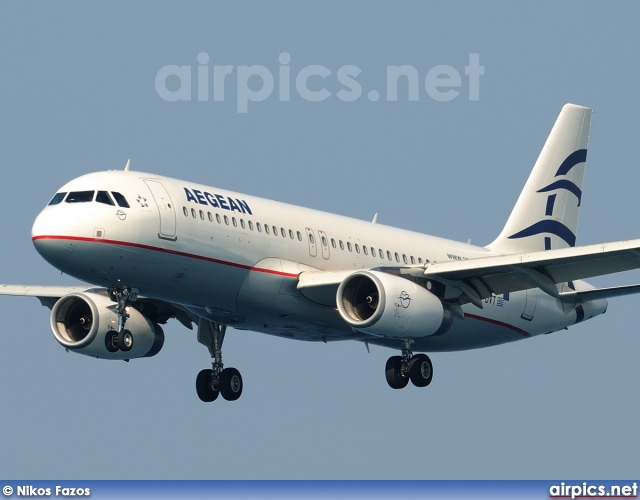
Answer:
50, 290, 164, 360
337, 271, 453, 338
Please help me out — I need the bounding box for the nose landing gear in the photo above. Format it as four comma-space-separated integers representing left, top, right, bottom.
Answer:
105, 287, 138, 353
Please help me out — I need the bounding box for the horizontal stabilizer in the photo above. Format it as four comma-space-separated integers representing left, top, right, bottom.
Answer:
559, 284, 640, 303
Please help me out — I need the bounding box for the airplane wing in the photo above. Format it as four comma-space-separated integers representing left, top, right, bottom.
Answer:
0, 284, 195, 328
0, 285, 90, 308
298, 238, 640, 307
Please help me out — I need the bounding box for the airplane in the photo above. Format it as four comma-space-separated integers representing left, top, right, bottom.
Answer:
3, 103, 640, 403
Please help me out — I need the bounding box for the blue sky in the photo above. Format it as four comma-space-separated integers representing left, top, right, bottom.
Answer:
1, 1, 639, 479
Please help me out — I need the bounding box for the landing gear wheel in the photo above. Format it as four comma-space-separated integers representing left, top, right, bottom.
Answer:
196, 369, 219, 402
117, 329, 133, 352
219, 368, 243, 401
385, 355, 409, 389
105, 331, 119, 352
408, 353, 433, 387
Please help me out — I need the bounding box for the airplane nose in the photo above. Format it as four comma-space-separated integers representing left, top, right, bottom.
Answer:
31, 207, 77, 270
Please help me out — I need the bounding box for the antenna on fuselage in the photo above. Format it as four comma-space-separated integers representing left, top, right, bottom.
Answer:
372, 213, 378, 224
124, 159, 131, 171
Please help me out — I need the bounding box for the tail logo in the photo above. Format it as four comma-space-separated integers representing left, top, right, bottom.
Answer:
508, 149, 587, 249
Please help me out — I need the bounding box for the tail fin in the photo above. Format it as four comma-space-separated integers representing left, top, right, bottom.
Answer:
487, 103, 592, 254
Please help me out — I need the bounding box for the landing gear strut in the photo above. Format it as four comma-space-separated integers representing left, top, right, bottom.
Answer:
385, 339, 433, 389
105, 287, 138, 353
196, 320, 243, 402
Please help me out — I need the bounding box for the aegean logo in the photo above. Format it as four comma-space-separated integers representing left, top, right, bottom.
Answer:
155, 52, 484, 113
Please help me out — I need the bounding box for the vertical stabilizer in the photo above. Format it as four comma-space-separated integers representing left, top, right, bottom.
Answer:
487, 104, 592, 254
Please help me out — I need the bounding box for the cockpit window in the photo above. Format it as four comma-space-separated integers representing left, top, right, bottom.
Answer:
96, 191, 115, 206
48, 192, 67, 205
65, 191, 95, 203
111, 192, 129, 208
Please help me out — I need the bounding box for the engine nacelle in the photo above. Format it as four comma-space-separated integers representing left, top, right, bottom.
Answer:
50, 290, 164, 360
336, 271, 453, 339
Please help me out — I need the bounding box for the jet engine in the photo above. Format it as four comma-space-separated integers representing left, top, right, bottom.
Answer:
336, 271, 453, 338
49, 290, 164, 360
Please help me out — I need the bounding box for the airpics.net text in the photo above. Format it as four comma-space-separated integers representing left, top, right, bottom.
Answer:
155, 52, 484, 113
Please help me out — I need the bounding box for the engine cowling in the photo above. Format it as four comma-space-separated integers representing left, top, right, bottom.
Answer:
336, 271, 453, 338
50, 290, 164, 360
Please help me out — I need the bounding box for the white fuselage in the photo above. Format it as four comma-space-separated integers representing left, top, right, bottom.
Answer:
31, 170, 601, 353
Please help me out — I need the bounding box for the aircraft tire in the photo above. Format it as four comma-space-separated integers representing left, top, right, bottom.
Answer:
196, 369, 219, 402
117, 329, 133, 352
385, 356, 409, 389
219, 367, 243, 401
105, 330, 119, 352
408, 354, 433, 387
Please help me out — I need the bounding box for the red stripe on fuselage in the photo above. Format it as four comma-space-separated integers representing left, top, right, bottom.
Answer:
32, 235, 299, 278
463, 312, 531, 338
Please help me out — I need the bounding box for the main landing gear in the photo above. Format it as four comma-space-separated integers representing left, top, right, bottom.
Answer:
105, 287, 138, 353
195, 321, 243, 402
385, 339, 433, 389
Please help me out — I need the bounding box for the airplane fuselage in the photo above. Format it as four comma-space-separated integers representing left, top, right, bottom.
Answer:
31, 170, 599, 353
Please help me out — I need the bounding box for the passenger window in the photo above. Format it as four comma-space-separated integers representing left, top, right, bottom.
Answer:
224, 215, 229, 225
199, 210, 205, 220
395, 252, 400, 262
355, 244, 360, 254
257, 223, 262, 232
191, 208, 196, 218
233, 217, 237, 227
289, 229, 294, 239
183, 207, 188, 216
379, 249, 384, 259
308, 233, 314, 244
249, 221, 254, 231
387, 251, 392, 260
403, 254, 408, 264
411, 256, 416, 264
216, 214, 222, 224
96, 191, 115, 206
371, 248, 376, 257
272, 225, 278, 236
363, 246, 368, 255
111, 192, 130, 208
322, 236, 328, 247
208, 212, 213, 222
48, 192, 67, 205
265, 225, 270, 234
281, 228, 286, 238
240, 219, 245, 229
331, 238, 336, 248
340, 241, 344, 250
347, 242, 352, 252
418, 258, 423, 264
297, 231, 302, 241
66, 191, 94, 203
